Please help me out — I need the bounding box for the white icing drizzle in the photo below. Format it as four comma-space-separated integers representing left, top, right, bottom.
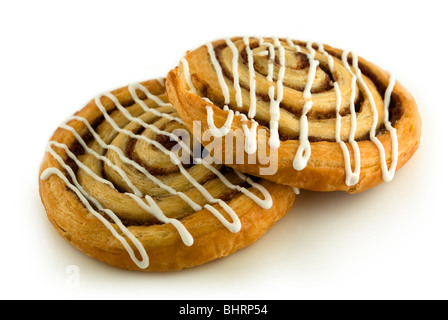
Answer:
176, 163, 241, 233
42, 82, 273, 268
334, 80, 361, 186
340, 50, 362, 185
50, 124, 198, 249
255, 51, 269, 56
47, 140, 194, 247
206, 105, 234, 137
243, 36, 257, 119
382, 75, 399, 180
94, 93, 246, 232
57, 124, 143, 197
225, 38, 243, 108
303, 42, 320, 100
202, 97, 213, 104
320, 46, 360, 186
60, 116, 202, 212
292, 41, 319, 171
47, 140, 115, 190
202, 38, 280, 156
194, 159, 273, 209
293, 100, 313, 170
127, 194, 194, 246
94, 92, 189, 166
351, 53, 399, 182
264, 41, 275, 82
129, 82, 174, 110
180, 58, 198, 95
242, 120, 258, 154
206, 103, 258, 154
234, 110, 245, 120
233, 170, 273, 208
286, 38, 301, 53
41, 154, 150, 269
194, 37, 399, 187
317, 43, 333, 71
207, 42, 230, 105
293, 187, 301, 195
267, 37, 286, 150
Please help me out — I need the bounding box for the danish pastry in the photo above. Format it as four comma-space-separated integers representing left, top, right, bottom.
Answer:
166, 37, 421, 193
39, 79, 296, 271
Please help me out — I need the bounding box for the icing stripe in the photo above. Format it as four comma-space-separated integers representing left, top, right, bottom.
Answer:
319, 46, 361, 186
341, 51, 362, 186
128, 82, 172, 108
207, 42, 231, 105
94, 92, 244, 232
180, 58, 198, 95
182, 38, 400, 188
268, 38, 286, 150
206, 105, 234, 137
41, 156, 150, 269
225, 38, 243, 108
351, 54, 398, 182
58, 123, 143, 197
286, 38, 301, 53
242, 120, 258, 154
47, 140, 195, 247
293, 100, 312, 170
292, 41, 319, 170
128, 194, 194, 246
303, 42, 319, 100
60, 116, 202, 212
243, 36, 257, 119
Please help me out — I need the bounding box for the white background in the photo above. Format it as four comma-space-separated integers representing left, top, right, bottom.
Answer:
1, 0, 447, 300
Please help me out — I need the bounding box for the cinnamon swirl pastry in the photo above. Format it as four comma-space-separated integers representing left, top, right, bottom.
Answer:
166, 37, 421, 193
39, 79, 296, 272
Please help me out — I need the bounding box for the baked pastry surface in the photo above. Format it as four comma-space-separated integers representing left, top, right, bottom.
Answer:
39, 79, 296, 272
166, 37, 421, 193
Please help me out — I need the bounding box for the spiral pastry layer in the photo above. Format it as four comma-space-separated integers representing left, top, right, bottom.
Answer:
166, 37, 421, 193
39, 79, 296, 271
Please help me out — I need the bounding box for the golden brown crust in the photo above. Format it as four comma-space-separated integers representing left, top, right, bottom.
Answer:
39, 79, 296, 272
165, 37, 421, 193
